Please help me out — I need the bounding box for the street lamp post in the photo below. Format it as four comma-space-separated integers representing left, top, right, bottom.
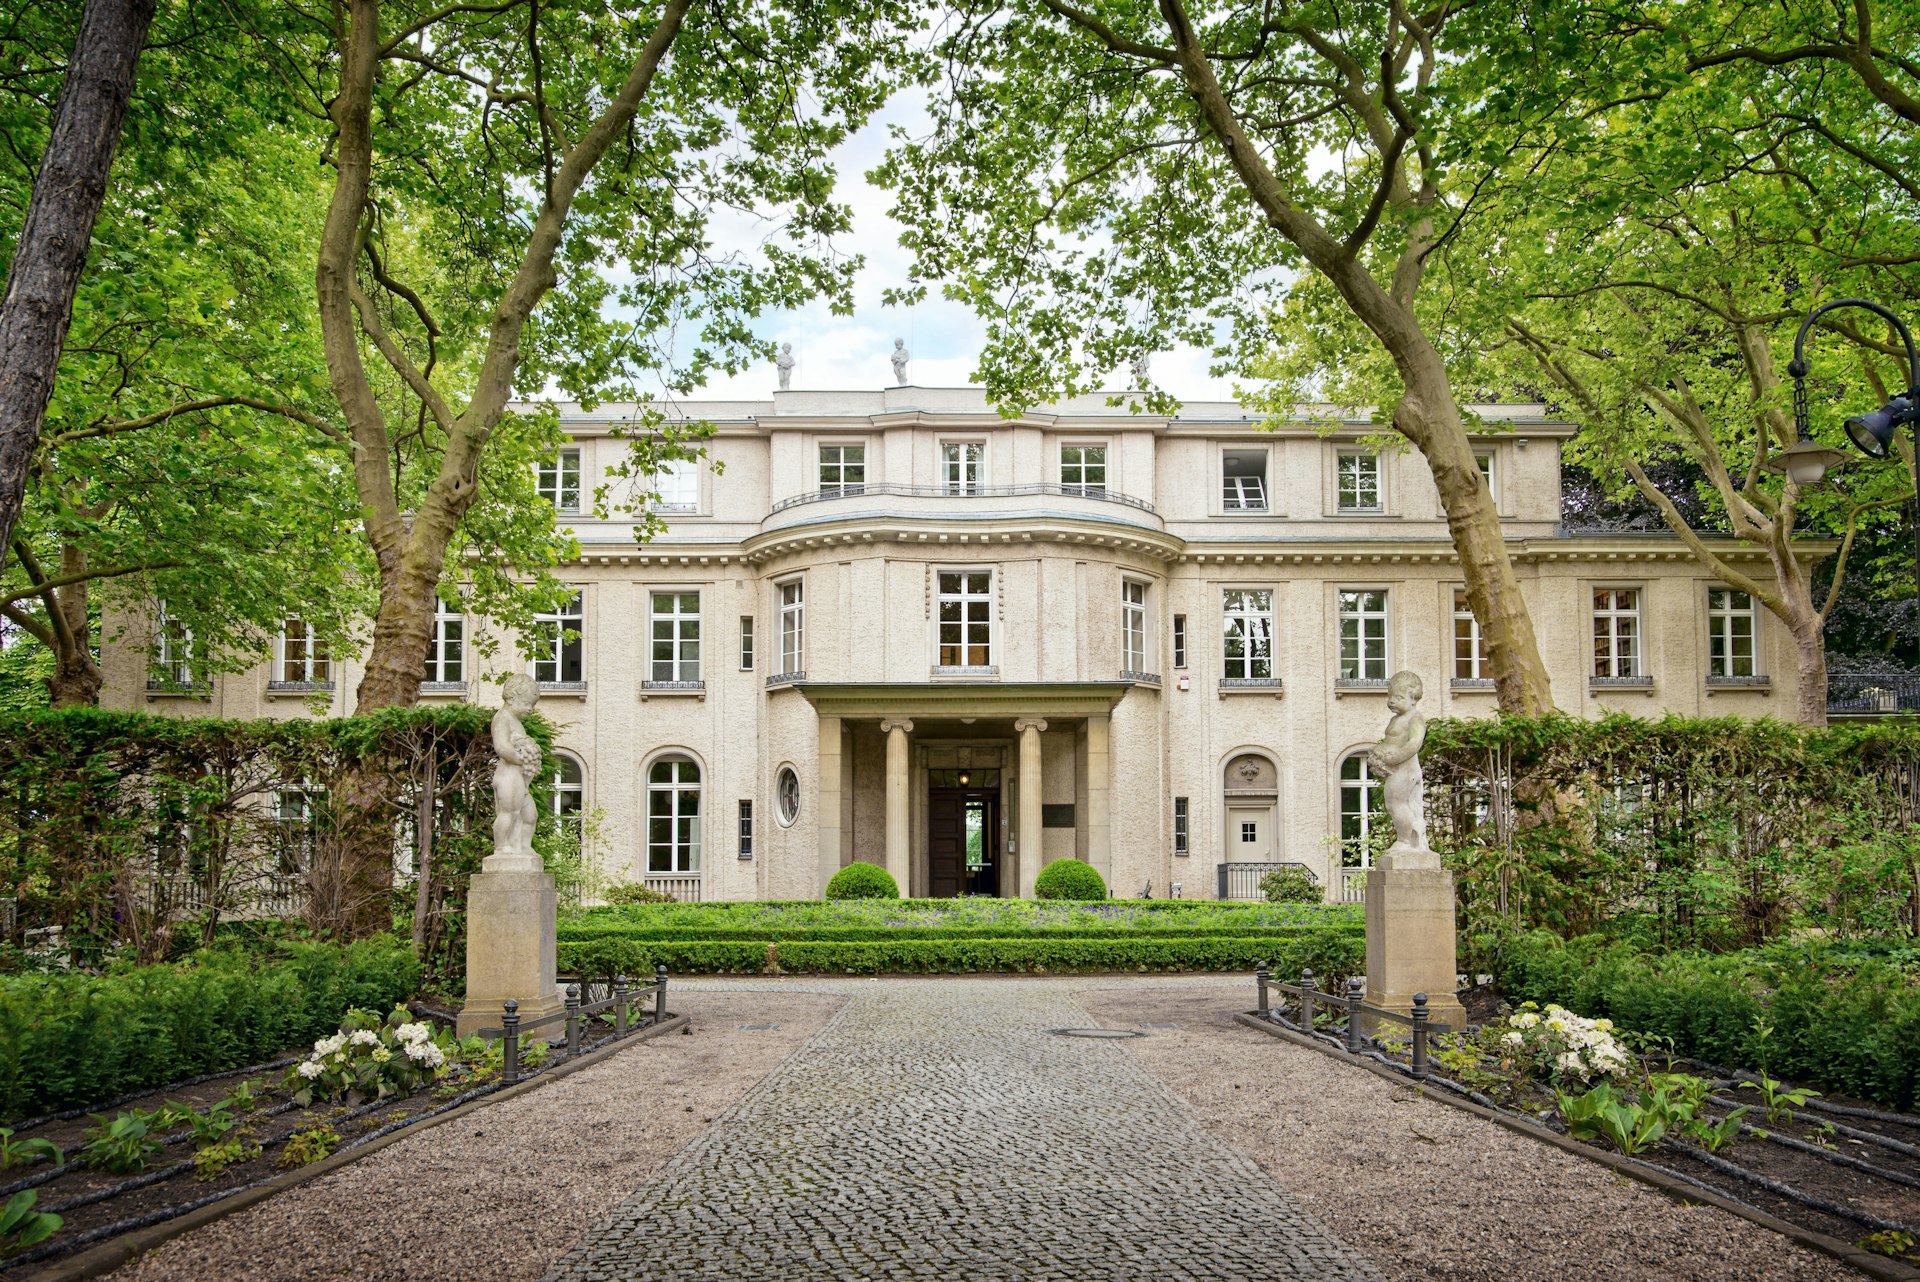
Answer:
1784, 299, 1920, 602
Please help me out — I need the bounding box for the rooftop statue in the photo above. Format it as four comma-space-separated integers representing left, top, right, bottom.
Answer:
488, 673, 543, 872
1131, 350, 1151, 387
891, 338, 910, 385
775, 342, 795, 390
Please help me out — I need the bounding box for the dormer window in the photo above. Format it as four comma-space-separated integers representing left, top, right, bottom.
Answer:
1222, 448, 1268, 511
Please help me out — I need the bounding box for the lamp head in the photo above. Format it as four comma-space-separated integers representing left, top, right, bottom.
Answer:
1844, 397, 1912, 459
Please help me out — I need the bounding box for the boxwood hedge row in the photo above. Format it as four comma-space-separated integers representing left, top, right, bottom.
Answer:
0, 939, 420, 1123
555, 923, 1364, 944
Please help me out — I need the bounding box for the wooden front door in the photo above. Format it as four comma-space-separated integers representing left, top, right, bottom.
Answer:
928, 788, 999, 897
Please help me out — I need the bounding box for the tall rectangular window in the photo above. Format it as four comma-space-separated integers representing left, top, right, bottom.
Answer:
1477, 451, 1496, 502
1592, 588, 1642, 679
1060, 443, 1107, 496
652, 458, 698, 512
533, 593, 585, 685
778, 580, 805, 674
738, 800, 754, 860
1221, 589, 1274, 680
819, 444, 866, 495
1452, 589, 1489, 681
937, 570, 993, 668
537, 449, 582, 514
1222, 448, 1268, 511
1338, 590, 1389, 681
154, 604, 194, 687
739, 616, 755, 670
942, 442, 983, 495
1122, 580, 1148, 673
1708, 588, 1756, 678
1336, 452, 1381, 512
1173, 797, 1190, 856
649, 591, 701, 682
1172, 614, 1187, 669
278, 618, 331, 685
425, 599, 464, 684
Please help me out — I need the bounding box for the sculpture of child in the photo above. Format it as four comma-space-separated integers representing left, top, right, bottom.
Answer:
489, 673, 543, 870
1367, 670, 1429, 857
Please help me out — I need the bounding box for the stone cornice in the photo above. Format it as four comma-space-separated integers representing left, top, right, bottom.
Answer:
796, 682, 1130, 719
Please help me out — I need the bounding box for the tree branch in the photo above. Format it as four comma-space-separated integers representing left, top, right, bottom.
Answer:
57, 395, 349, 446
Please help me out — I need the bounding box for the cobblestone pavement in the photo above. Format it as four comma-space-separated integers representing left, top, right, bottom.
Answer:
546, 979, 1380, 1282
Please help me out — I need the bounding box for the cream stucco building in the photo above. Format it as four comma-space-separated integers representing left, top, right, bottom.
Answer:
103, 383, 1808, 903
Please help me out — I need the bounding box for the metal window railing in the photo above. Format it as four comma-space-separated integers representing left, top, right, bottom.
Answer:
769, 481, 1156, 515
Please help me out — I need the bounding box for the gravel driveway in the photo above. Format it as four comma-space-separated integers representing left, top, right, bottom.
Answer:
1073, 983, 1857, 1282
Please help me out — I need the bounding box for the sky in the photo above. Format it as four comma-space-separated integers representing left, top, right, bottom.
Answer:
677, 100, 1247, 405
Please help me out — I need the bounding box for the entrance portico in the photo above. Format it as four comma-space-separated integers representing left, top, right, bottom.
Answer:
798, 683, 1129, 898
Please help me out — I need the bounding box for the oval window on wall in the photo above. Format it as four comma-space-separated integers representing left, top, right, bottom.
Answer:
776, 765, 800, 826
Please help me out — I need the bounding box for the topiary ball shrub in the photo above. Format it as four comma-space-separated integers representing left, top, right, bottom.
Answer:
1259, 866, 1322, 904
1034, 857, 1107, 901
825, 861, 900, 900
603, 882, 676, 905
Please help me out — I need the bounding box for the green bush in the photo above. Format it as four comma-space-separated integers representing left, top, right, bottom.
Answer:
0, 939, 419, 1124
825, 861, 900, 900
602, 883, 676, 906
1259, 867, 1322, 904
1493, 930, 1920, 1110
1034, 858, 1106, 901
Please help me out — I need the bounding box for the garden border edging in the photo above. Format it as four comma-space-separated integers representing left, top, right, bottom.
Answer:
19, 1013, 689, 1282
1230, 1013, 1919, 1282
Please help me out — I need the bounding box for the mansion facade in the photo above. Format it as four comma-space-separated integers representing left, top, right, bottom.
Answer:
102, 384, 1804, 903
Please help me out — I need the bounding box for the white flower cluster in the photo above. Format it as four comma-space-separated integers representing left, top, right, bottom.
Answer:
396, 1022, 446, 1067
1503, 1005, 1629, 1082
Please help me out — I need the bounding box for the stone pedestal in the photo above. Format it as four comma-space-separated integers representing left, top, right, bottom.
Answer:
457, 869, 565, 1037
1364, 853, 1467, 1032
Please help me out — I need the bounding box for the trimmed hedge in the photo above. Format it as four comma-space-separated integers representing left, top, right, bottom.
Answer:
0, 939, 420, 1123
560, 932, 1362, 979
1034, 858, 1106, 901
1493, 930, 1920, 1110
557, 923, 1361, 943
825, 861, 900, 900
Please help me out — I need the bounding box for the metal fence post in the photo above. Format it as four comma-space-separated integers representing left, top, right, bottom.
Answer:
654, 963, 669, 1025
1255, 961, 1270, 1018
1345, 976, 1366, 1054
1410, 993, 1430, 1081
565, 984, 582, 1056
613, 975, 630, 1038
502, 999, 521, 1085
1299, 968, 1316, 1030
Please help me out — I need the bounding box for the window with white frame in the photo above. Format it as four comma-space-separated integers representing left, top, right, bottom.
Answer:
153, 604, 195, 687
1708, 588, 1757, 679
274, 784, 323, 872
1172, 614, 1187, 668
1221, 589, 1274, 680
1060, 443, 1107, 495
1336, 451, 1381, 512
819, 443, 866, 495
425, 598, 463, 684
739, 616, 754, 670
1173, 796, 1190, 856
1122, 580, 1148, 673
1452, 588, 1489, 681
652, 458, 699, 512
533, 593, 584, 684
1339, 753, 1385, 867
942, 442, 984, 495
552, 753, 584, 857
277, 618, 331, 685
649, 591, 701, 682
937, 570, 993, 668
1592, 588, 1642, 679
778, 580, 804, 674
1477, 451, 1496, 502
537, 449, 582, 514
646, 756, 701, 873
1222, 448, 1268, 511
737, 800, 754, 859
1337, 590, 1389, 681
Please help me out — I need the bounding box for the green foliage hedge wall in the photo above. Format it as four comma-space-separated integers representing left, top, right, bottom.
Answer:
0, 939, 419, 1123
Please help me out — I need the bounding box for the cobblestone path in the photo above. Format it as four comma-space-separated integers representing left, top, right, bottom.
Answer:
545, 981, 1381, 1282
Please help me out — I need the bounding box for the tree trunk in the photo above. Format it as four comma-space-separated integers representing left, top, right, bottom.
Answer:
0, 0, 156, 574
44, 547, 102, 706
1789, 615, 1829, 728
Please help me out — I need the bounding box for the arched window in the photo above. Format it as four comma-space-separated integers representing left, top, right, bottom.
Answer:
648, 757, 701, 873
553, 753, 585, 855
1338, 753, 1385, 868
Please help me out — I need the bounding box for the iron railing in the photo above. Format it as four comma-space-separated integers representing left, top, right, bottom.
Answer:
769, 481, 1156, 515
1828, 672, 1920, 716
1215, 861, 1318, 901
1253, 963, 1455, 1079
479, 966, 671, 1084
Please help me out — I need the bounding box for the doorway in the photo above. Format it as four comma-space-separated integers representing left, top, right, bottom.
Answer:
928, 769, 1000, 897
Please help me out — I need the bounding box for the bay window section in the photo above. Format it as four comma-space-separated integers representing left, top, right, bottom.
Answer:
819, 444, 866, 496
1060, 444, 1107, 496
936, 570, 994, 671
942, 442, 983, 495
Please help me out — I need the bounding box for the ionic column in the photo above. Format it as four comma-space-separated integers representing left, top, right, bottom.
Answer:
879, 718, 914, 893
1015, 717, 1048, 898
